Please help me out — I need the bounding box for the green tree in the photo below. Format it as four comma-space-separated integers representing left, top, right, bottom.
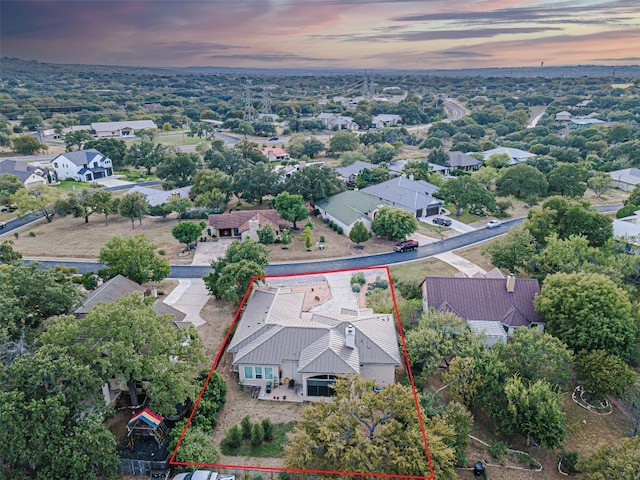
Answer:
535, 272, 637, 360
241, 415, 253, 439
169, 422, 219, 464
504, 375, 566, 449
284, 375, 451, 478
222, 425, 243, 449
0, 347, 119, 479
84, 138, 128, 169
0, 173, 24, 205
329, 131, 359, 153
547, 163, 588, 197
19, 110, 44, 131
0, 263, 84, 338
371, 142, 399, 164
155, 151, 199, 189
284, 164, 345, 202
63, 130, 93, 151
301, 138, 325, 158
349, 220, 371, 245
11, 184, 62, 222
119, 191, 149, 228
204, 239, 269, 304
576, 437, 640, 479
274, 191, 308, 229
256, 224, 276, 244
301, 225, 313, 250
495, 163, 548, 199
11, 135, 49, 155
194, 189, 226, 213
41, 293, 206, 414
172, 221, 206, 248
402, 160, 433, 181
125, 140, 168, 175
191, 169, 234, 202
441, 357, 483, 409
575, 350, 637, 400
98, 234, 170, 284
354, 166, 390, 189
0, 240, 22, 265
370, 206, 418, 240
482, 225, 538, 273
261, 418, 275, 441
428, 147, 449, 166
234, 162, 280, 204
587, 172, 612, 198
169, 196, 192, 221
434, 176, 495, 216
251, 421, 265, 445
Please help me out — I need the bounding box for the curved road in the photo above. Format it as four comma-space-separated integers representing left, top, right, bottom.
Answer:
26, 218, 525, 277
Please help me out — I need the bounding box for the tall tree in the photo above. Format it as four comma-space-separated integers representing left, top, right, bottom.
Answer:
495, 163, 548, 200
11, 184, 62, 222
370, 206, 418, 240
535, 272, 637, 361
284, 375, 454, 479
546, 163, 588, 197
40, 294, 206, 413
172, 221, 206, 249
0, 173, 24, 205
125, 140, 168, 175
156, 151, 199, 189
482, 225, 538, 273
118, 191, 149, 228
11, 134, 46, 155
434, 176, 495, 216
0, 347, 119, 479
575, 350, 637, 400
191, 169, 234, 202
63, 130, 93, 151
329, 131, 359, 153
349, 220, 371, 245
204, 239, 269, 304
576, 437, 640, 479
234, 162, 280, 204
402, 160, 433, 181
274, 191, 308, 229
98, 234, 170, 284
284, 165, 345, 202
587, 172, 612, 198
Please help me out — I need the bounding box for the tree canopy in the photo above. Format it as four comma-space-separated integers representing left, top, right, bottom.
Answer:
370, 206, 418, 240
98, 234, 170, 284
434, 176, 495, 216
284, 165, 345, 202
273, 191, 308, 229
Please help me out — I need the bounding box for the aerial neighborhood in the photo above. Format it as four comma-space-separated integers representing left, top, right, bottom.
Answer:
1, 57, 640, 480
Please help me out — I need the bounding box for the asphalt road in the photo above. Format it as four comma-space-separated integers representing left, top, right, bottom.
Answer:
25, 218, 525, 277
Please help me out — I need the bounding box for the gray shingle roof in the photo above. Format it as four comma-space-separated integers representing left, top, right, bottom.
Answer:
609, 168, 640, 186
422, 276, 543, 327
0, 159, 44, 183
54, 149, 103, 167
75, 274, 145, 316
298, 330, 360, 374
125, 185, 191, 207
448, 151, 482, 168
333, 160, 374, 179
91, 120, 157, 132
361, 176, 441, 212
315, 190, 389, 227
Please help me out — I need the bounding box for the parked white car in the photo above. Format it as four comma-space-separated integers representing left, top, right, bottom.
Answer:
173, 471, 218, 480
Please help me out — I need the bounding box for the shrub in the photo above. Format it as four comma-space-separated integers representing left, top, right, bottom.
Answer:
158, 249, 166, 255
304, 219, 314, 230
81, 272, 98, 290
241, 415, 252, 439
350, 272, 366, 285
337, 226, 343, 234
559, 451, 580, 474
251, 422, 265, 445
352, 283, 361, 293
13, 232, 18, 238
328, 220, 335, 228
261, 418, 274, 441
489, 441, 508, 461
320, 235, 326, 243
332, 223, 338, 231
222, 425, 243, 449
28, 231, 36, 237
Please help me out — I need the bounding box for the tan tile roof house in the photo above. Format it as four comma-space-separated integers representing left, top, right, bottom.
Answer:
227, 286, 401, 399
208, 209, 282, 238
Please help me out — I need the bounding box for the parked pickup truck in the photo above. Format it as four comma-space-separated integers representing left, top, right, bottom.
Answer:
394, 239, 419, 252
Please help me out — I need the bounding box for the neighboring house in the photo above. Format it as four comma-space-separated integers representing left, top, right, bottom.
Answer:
315, 113, 357, 130
51, 149, 113, 181
208, 209, 281, 238
555, 111, 572, 121
387, 159, 450, 178
124, 185, 191, 207
91, 120, 157, 138
227, 286, 401, 399
371, 114, 402, 128
447, 151, 482, 171
420, 275, 544, 346
315, 190, 389, 235
0, 159, 50, 188
609, 168, 640, 191
613, 211, 640, 251
361, 175, 443, 218
481, 147, 536, 165
333, 160, 374, 185
570, 118, 607, 127
262, 147, 290, 162
278, 160, 324, 182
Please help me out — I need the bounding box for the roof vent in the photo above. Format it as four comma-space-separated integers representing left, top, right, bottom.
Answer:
506, 273, 516, 293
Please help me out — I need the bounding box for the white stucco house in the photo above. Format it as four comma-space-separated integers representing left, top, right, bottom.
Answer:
371, 114, 402, 128
91, 120, 157, 138
50, 149, 113, 181
227, 285, 401, 400
0, 159, 50, 188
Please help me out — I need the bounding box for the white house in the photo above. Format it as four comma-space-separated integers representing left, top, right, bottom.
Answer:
124, 185, 191, 207
50, 149, 113, 181
371, 114, 402, 128
315, 113, 358, 130
0, 159, 50, 188
481, 147, 536, 165
227, 285, 401, 400
91, 120, 157, 138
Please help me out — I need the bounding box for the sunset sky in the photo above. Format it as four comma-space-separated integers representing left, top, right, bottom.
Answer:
2, 0, 639, 70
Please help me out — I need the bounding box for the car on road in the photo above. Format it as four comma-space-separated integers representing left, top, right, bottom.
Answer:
173, 471, 218, 480
432, 217, 452, 227
394, 239, 419, 252
486, 219, 502, 229
0, 221, 6, 230
268, 136, 279, 141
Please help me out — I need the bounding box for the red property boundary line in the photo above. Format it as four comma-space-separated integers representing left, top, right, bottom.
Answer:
171, 265, 434, 479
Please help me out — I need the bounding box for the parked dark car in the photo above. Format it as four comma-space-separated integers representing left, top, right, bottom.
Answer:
433, 217, 452, 226
268, 136, 279, 141
394, 239, 419, 252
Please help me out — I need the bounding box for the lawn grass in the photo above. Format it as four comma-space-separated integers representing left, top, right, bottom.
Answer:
220, 421, 296, 457
454, 242, 498, 273
389, 257, 458, 284
55, 179, 101, 192
442, 204, 488, 224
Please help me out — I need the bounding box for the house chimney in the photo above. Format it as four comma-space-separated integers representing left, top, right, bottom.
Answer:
506, 273, 516, 293
409, 174, 414, 181
345, 324, 356, 349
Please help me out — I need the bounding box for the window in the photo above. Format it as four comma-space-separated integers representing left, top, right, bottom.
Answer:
244, 366, 253, 379
53, 162, 58, 168
307, 375, 337, 397
265, 367, 273, 380
255, 367, 263, 379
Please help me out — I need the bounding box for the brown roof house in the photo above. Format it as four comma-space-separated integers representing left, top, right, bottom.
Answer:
420, 274, 544, 346
227, 286, 401, 400
208, 209, 281, 239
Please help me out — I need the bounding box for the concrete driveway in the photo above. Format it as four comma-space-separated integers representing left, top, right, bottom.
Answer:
163, 278, 209, 327
191, 238, 234, 266
422, 215, 476, 234
91, 176, 134, 188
